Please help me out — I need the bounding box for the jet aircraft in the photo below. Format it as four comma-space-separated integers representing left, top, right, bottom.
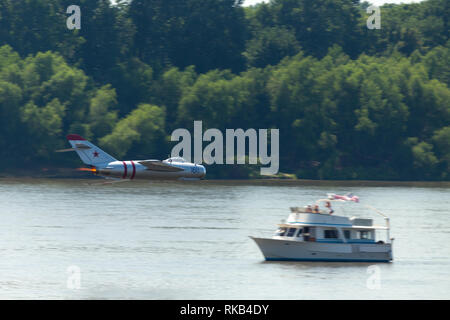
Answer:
59, 134, 206, 180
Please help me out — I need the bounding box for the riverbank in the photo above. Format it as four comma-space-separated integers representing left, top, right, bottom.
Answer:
1, 175, 450, 188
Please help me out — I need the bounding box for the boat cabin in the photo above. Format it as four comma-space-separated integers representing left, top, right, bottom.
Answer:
274, 225, 378, 243
273, 205, 389, 244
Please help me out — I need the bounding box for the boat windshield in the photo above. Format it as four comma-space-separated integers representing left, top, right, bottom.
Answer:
275, 228, 287, 236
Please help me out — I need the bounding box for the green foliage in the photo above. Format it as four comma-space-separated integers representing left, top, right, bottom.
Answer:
21, 98, 65, 159
100, 104, 166, 159
88, 84, 118, 139
0, 80, 22, 162
269, 0, 363, 58
177, 68, 271, 131
153, 66, 197, 131
0, 46, 21, 70
0, 0, 448, 180
0, 0, 80, 61
129, 0, 247, 73
405, 137, 439, 178
0, 48, 109, 165
109, 58, 154, 115
361, 0, 449, 56
244, 27, 301, 68
422, 43, 450, 86
432, 126, 450, 177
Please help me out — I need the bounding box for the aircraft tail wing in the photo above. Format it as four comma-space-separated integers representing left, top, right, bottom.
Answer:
66, 134, 118, 166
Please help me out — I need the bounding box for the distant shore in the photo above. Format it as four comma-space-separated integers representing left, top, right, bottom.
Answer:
1, 170, 449, 188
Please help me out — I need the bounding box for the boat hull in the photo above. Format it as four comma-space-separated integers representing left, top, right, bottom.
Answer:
251, 237, 393, 262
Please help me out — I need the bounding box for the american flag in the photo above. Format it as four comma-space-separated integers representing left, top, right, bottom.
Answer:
327, 193, 359, 203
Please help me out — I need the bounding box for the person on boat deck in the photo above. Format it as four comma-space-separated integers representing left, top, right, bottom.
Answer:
305, 205, 313, 213
325, 201, 334, 215
313, 205, 320, 213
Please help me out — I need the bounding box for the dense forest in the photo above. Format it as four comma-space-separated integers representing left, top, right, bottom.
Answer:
0, 0, 448, 180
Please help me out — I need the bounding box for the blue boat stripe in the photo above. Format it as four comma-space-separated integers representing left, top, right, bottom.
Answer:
315, 239, 375, 244
286, 221, 353, 227
265, 258, 390, 262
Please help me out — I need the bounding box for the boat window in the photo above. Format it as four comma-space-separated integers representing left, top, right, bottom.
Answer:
275, 228, 287, 236
286, 228, 297, 237
358, 230, 372, 239
296, 228, 303, 237
344, 230, 351, 239
324, 229, 338, 239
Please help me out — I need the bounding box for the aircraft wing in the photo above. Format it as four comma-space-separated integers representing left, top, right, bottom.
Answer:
138, 160, 184, 172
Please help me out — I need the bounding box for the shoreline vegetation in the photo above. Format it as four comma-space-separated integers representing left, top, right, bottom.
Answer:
1, 0, 449, 181
2, 168, 450, 187
2, 177, 450, 188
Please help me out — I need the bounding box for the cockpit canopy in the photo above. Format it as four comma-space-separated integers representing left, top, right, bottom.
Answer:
166, 157, 188, 163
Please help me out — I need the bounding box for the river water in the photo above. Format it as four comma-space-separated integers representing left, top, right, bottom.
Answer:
0, 178, 449, 299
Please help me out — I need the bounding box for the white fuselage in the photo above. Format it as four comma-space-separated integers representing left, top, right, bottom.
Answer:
96, 160, 206, 180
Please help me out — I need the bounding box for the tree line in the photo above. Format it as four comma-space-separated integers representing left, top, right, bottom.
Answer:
0, 0, 448, 179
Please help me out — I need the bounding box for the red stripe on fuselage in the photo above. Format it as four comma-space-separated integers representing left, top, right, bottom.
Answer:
122, 161, 128, 179
131, 161, 136, 180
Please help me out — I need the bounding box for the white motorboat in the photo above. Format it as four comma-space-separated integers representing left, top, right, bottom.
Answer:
251, 195, 394, 262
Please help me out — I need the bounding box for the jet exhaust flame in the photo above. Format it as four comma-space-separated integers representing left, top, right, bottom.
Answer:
76, 167, 97, 173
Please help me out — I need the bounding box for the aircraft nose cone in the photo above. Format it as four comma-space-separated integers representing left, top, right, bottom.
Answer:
200, 165, 206, 178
